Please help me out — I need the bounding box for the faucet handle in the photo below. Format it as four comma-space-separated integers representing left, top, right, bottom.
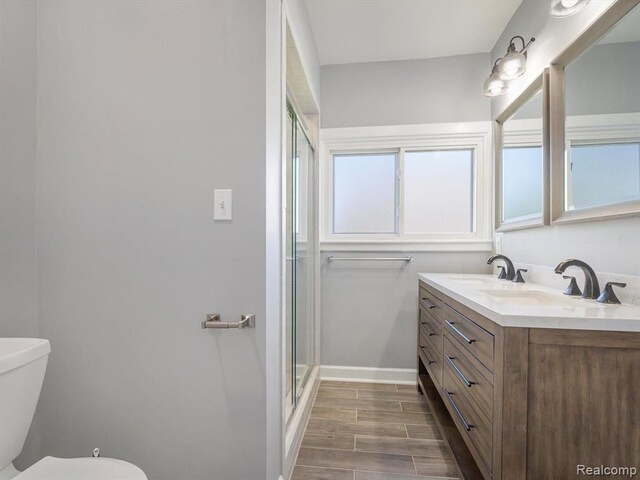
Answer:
596, 282, 627, 305
496, 265, 507, 280
562, 275, 582, 296
513, 269, 528, 283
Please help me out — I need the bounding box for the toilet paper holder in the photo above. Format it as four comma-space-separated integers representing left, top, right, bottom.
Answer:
202, 314, 255, 329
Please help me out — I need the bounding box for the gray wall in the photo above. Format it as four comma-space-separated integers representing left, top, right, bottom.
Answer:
0, 0, 38, 339
500, 217, 640, 276
566, 41, 640, 116
19, 2, 276, 479
321, 252, 490, 369
492, 0, 640, 278
320, 53, 491, 128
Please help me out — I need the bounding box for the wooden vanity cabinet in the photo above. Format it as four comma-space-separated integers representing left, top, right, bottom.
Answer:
417, 279, 640, 480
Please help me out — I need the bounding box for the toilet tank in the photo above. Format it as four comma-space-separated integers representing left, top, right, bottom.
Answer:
0, 339, 50, 472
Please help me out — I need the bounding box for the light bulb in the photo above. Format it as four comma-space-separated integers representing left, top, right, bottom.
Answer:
484, 71, 507, 97
504, 65, 519, 77
498, 52, 526, 80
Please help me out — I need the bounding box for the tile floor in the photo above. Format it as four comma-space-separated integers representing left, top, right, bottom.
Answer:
292, 381, 461, 480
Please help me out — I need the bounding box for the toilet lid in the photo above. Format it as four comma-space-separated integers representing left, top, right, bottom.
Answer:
15, 456, 148, 480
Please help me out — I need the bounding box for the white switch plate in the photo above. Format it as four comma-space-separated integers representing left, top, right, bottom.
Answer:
213, 189, 232, 221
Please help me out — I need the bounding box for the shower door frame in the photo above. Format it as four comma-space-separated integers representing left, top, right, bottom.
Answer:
284, 95, 317, 424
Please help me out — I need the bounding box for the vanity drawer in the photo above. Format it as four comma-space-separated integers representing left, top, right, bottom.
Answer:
443, 368, 492, 475
420, 321, 441, 348
419, 332, 443, 388
443, 305, 494, 372
420, 309, 442, 353
420, 324, 443, 359
419, 286, 442, 318
419, 302, 440, 329
444, 336, 493, 421
419, 303, 440, 329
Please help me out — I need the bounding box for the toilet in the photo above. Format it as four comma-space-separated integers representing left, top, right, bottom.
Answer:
0, 338, 147, 480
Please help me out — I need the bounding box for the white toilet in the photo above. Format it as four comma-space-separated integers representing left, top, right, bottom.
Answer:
0, 338, 147, 480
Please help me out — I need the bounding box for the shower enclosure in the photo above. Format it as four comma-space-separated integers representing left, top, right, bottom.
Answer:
285, 102, 316, 421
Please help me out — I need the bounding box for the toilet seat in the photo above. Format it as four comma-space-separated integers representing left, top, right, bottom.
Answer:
14, 456, 147, 480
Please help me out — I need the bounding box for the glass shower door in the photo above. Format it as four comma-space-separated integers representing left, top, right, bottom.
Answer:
285, 103, 315, 419
294, 117, 314, 401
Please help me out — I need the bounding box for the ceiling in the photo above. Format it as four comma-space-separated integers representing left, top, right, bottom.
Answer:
304, 0, 522, 66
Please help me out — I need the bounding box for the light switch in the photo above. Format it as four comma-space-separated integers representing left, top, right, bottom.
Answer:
214, 189, 232, 221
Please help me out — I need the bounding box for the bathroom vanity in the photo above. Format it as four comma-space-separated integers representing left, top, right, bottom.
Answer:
417, 274, 640, 480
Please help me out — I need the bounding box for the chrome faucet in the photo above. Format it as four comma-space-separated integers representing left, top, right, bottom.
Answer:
487, 255, 515, 281
554, 259, 601, 300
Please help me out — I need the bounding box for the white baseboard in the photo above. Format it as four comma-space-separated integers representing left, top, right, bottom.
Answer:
320, 365, 417, 385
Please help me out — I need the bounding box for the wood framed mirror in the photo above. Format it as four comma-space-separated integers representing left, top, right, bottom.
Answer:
494, 71, 550, 231
550, 0, 640, 224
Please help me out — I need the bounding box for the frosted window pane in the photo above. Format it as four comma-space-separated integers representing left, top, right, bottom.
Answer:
404, 150, 473, 234
502, 147, 543, 221
570, 143, 640, 210
333, 153, 397, 234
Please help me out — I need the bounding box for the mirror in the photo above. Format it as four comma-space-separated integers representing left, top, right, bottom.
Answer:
495, 72, 549, 231
551, 2, 640, 223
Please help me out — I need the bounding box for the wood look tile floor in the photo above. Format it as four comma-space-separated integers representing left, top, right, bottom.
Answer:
292, 381, 461, 480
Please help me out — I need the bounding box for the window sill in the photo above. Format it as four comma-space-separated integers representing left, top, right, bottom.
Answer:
320, 240, 493, 252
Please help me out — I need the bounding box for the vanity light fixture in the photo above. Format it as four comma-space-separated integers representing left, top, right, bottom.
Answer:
484, 60, 508, 97
498, 36, 535, 80
550, 0, 590, 17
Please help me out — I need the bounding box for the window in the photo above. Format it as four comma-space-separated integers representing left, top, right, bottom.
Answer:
502, 146, 543, 221
404, 150, 473, 233
321, 124, 491, 249
567, 141, 640, 211
333, 153, 397, 234
332, 149, 476, 236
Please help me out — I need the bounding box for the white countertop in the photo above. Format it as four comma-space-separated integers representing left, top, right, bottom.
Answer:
418, 273, 640, 332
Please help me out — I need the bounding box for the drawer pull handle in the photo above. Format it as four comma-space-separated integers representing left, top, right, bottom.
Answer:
421, 299, 437, 310
445, 320, 476, 344
421, 347, 435, 365
445, 390, 474, 431
446, 355, 474, 387
421, 326, 437, 337
420, 320, 438, 335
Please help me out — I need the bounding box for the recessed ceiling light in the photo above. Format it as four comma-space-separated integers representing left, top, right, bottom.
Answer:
550, 0, 591, 18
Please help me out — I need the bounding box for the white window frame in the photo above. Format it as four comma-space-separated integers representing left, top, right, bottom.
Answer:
320, 122, 493, 252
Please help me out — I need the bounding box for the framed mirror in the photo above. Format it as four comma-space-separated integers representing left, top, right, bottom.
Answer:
494, 71, 550, 231
550, 0, 640, 224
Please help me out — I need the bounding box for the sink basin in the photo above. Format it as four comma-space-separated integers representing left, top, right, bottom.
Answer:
479, 289, 575, 306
